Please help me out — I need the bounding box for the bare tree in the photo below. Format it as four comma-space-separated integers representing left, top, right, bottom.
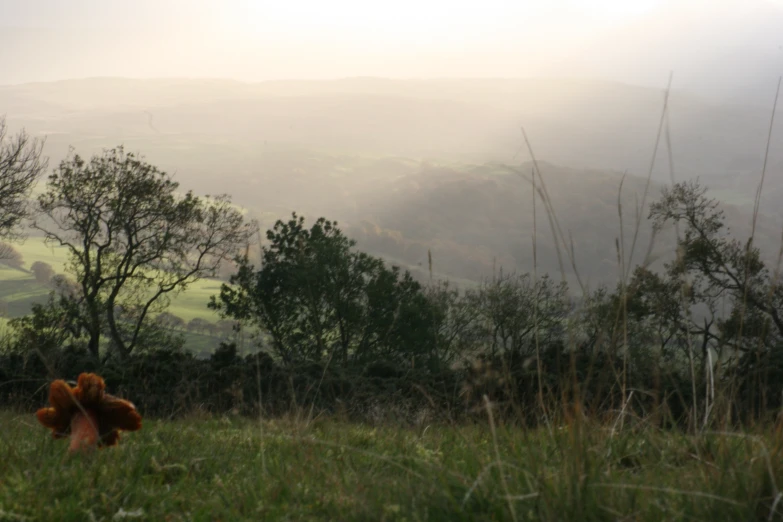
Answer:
0, 117, 47, 250
0, 242, 24, 269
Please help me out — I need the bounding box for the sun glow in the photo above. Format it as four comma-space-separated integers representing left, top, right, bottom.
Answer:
1, 0, 777, 83
196, 0, 666, 78
223, 0, 662, 43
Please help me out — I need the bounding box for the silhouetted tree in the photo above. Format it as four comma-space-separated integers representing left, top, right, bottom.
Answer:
0, 242, 23, 269
9, 293, 82, 358
0, 117, 47, 241
33, 146, 253, 359
649, 180, 781, 352
462, 272, 569, 358
211, 213, 439, 368
648, 180, 783, 416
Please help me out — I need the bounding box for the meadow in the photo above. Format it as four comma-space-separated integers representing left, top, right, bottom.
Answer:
0, 236, 229, 355
2, 75, 782, 522
0, 236, 224, 323
1, 409, 782, 521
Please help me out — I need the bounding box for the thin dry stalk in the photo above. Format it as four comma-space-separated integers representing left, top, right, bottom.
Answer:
531, 168, 551, 430
484, 395, 518, 522
610, 390, 634, 439
664, 95, 699, 433
623, 72, 672, 282
588, 483, 742, 506
737, 76, 781, 351
520, 128, 584, 295
255, 349, 268, 476
617, 174, 629, 419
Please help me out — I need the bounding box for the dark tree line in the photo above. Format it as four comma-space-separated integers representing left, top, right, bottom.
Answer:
2, 132, 783, 428
193, 180, 783, 427
210, 214, 438, 369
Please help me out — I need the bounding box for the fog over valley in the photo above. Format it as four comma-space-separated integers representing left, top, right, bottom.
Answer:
2, 0, 783, 288
7, 3, 783, 516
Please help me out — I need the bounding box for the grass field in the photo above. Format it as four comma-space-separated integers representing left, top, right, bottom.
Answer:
0, 236, 224, 323
0, 236, 230, 355
1, 409, 782, 521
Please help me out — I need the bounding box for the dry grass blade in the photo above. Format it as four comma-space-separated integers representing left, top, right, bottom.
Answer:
663, 84, 699, 432
520, 127, 585, 295
484, 395, 518, 522
623, 72, 673, 283
589, 483, 743, 506
504, 493, 539, 501
737, 76, 782, 348
769, 492, 783, 522
462, 462, 498, 506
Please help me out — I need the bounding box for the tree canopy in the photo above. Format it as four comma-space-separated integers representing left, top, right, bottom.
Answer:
0, 117, 47, 242
211, 213, 439, 368
34, 146, 253, 359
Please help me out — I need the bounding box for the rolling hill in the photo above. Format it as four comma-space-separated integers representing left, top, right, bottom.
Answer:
1, 76, 780, 294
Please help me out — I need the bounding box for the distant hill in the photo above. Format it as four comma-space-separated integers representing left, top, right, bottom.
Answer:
1, 77, 781, 287
2, 77, 779, 188
341, 160, 782, 288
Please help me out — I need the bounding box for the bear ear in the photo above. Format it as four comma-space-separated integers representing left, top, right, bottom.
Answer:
74, 372, 106, 407
47, 379, 78, 413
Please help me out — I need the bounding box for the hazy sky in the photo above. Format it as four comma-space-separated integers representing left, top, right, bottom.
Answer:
1, 0, 782, 89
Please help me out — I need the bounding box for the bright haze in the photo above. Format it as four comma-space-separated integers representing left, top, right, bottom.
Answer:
3, 0, 782, 93
1, 0, 783, 285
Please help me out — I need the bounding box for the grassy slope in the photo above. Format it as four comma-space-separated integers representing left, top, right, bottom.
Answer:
1, 411, 782, 521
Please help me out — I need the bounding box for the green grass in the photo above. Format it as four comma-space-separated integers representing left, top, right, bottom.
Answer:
15, 236, 72, 273
0, 236, 224, 326
0, 235, 229, 355
0, 266, 33, 282
2, 410, 783, 521
167, 281, 224, 324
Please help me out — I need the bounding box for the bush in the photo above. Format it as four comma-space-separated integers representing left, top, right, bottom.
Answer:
30, 261, 55, 284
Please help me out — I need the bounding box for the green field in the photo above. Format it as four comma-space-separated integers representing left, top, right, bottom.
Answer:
1, 411, 781, 521
0, 236, 231, 354
0, 236, 223, 322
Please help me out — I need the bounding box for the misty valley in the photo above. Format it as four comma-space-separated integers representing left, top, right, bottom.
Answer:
2, 25, 783, 519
